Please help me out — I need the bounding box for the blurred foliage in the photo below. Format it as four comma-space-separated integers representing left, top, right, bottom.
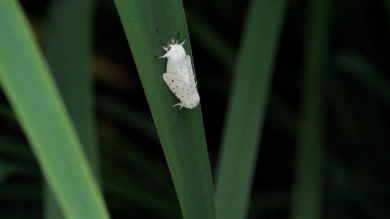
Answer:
0, 0, 390, 218
215, 1, 287, 218
44, 0, 98, 218
0, 1, 108, 218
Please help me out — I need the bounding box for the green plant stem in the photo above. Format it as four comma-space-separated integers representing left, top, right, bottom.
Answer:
215, 1, 288, 219
291, 0, 330, 218
0, 1, 109, 218
43, 0, 98, 218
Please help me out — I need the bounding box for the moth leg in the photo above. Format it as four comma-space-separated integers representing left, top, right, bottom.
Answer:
177, 107, 186, 115
158, 42, 169, 52
172, 103, 184, 111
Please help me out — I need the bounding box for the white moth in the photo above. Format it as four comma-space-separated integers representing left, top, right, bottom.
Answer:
158, 36, 200, 110
160, 37, 190, 83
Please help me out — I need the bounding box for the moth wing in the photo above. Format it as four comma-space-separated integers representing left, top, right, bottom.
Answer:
163, 73, 189, 101
186, 55, 198, 89
163, 73, 198, 108
180, 58, 190, 84
186, 55, 194, 77
166, 59, 177, 75
166, 58, 190, 84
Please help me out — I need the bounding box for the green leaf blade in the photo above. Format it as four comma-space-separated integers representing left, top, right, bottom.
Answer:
215, 1, 288, 219
291, 0, 330, 218
114, 1, 216, 219
43, 0, 98, 218
0, 1, 109, 219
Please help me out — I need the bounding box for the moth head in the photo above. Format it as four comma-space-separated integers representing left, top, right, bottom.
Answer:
160, 36, 187, 59
163, 36, 186, 51
172, 38, 178, 45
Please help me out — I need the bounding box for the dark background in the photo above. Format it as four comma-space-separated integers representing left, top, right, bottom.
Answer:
1, 0, 389, 218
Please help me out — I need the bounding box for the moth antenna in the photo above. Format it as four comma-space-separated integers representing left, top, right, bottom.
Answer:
175, 33, 181, 44
180, 37, 186, 45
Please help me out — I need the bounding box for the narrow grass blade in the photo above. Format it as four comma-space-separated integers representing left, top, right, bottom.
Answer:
215, 1, 288, 219
185, 10, 235, 72
45, 0, 98, 172
113, 1, 215, 219
335, 51, 390, 107
0, 1, 109, 219
97, 93, 159, 142
43, 1, 98, 218
291, 0, 330, 218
